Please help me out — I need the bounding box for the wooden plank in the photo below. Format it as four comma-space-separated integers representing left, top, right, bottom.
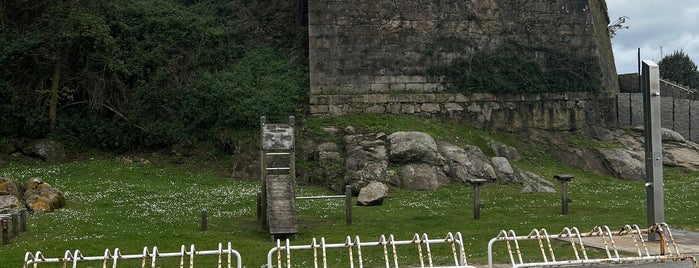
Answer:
266, 174, 298, 235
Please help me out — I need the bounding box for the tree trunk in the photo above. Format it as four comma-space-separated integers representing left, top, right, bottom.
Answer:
49, 60, 61, 132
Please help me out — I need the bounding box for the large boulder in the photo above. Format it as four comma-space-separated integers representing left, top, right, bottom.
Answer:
388, 132, 445, 165
24, 139, 65, 162
597, 148, 645, 180
518, 170, 556, 193
492, 157, 517, 183
24, 178, 65, 213
0, 194, 24, 213
437, 142, 496, 183
357, 181, 389, 206
343, 133, 393, 193
401, 163, 449, 190
0, 177, 23, 198
491, 142, 521, 162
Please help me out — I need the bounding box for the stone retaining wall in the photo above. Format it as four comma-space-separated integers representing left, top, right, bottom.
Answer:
309, 92, 618, 132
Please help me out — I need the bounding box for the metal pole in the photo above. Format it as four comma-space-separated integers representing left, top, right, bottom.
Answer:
345, 185, 352, 225
554, 174, 574, 215
642, 60, 665, 241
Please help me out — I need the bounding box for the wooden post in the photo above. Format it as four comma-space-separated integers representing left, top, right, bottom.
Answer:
1, 217, 8, 245
345, 185, 352, 225
11, 212, 18, 237
19, 209, 26, 232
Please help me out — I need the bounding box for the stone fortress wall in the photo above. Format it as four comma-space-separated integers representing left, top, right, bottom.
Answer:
307, 0, 699, 142
307, 0, 622, 133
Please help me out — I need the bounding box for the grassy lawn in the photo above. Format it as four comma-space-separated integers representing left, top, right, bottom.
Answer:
1, 116, 698, 267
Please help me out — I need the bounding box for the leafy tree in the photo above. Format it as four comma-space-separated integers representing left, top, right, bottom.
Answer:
1, 0, 308, 150
658, 50, 699, 89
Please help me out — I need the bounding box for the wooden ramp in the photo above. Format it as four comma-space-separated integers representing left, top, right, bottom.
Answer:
265, 175, 298, 235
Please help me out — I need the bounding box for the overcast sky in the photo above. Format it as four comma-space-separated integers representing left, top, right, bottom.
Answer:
607, 0, 699, 74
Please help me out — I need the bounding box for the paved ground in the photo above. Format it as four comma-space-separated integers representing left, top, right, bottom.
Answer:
485, 228, 699, 268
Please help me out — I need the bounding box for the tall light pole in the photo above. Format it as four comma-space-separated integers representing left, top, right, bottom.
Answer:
642, 60, 665, 241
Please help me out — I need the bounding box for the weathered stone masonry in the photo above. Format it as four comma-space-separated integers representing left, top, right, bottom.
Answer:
310, 92, 618, 131
308, 0, 618, 94
308, 0, 620, 133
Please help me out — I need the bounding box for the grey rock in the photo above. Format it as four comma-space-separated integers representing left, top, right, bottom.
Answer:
491, 142, 521, 162
388, 131, 445, 165
401, 163, 449, 190
357, 181, 389, 206
319, 151, 342, 168
662, 128, 686, 143
492, 157, 517, 183
24, 139, 65, 162
597, 148, 645, 180
0, 195, 23, 213
318, 142, 339, 152
518, 170, 556, 193
437, 142, 496, 183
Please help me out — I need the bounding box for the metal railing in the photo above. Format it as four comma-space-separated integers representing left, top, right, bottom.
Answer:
487, 222, 697, 268
23, 242, 242, 268
267, 232, 474, 268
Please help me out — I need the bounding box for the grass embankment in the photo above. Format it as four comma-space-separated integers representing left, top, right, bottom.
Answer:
1, 115, 698, 267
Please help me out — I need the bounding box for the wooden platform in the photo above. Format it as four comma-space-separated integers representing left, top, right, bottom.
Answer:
265, 174, 298, 235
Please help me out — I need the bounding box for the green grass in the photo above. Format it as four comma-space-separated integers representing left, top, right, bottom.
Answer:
1, 116, 698, 267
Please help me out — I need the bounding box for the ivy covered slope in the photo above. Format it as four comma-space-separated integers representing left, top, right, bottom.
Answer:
0, 0, 308, 150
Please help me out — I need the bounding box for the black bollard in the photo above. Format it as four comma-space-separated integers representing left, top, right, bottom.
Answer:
11, 212, 18, 237
1, 216, 8, 245
19, 209, 26, 232
201, 209, 208, 232
472, 179, 487, 219
345, 185, 352, 226
554, 174, 574, 215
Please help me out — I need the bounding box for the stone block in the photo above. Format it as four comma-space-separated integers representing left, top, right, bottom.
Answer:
630, 93, 644, 127
421, 103, 441, 113
401, 104, 416, 114
691, 100, 699, 142
386, 104, 402, 114
674, 99, 690, 139
405, 83, 425, 91
370, 83, 390, 92
616, 93, 631, 126
661, 97, 674, 130
366, 105, 386, 114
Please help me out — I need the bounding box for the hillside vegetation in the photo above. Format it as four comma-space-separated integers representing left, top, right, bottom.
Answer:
0, 0, 308, 151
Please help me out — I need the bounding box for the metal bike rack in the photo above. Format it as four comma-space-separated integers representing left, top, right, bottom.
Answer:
487, 222, 697, 268
23, 242, 242, 268
267, 232, 474, 268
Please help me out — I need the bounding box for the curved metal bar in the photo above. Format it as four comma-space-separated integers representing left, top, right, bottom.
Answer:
527, 229, 548, 263
540, 229, 555, 263
660, 222, 681, 255
311, 237, 319, 268
422, 233, 433, 267
355, 235, 363, 268
345, 236, 355, 268
379, 235, 390, 268
603, 225, 620, 260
